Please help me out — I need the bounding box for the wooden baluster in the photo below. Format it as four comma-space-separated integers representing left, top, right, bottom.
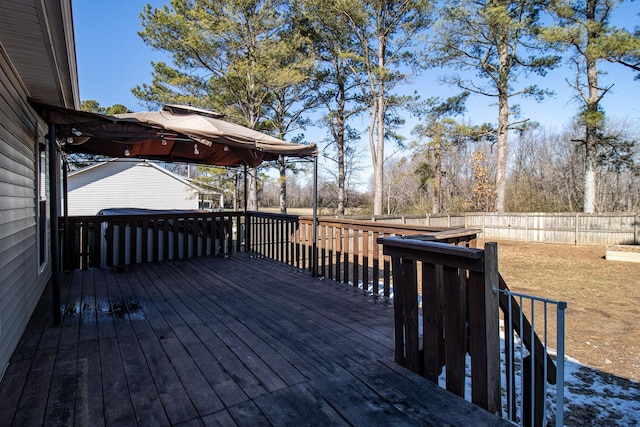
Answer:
115, 221, 123, 266
130, 219, 138, 264
422, 263, 444, 382
319, 223, 325, 277
352, 228, 359, 288
383, 233, 391, 297
294, 220, 301, 267
203, 215, 210, 257
444, 266, 465, 397
173, 217, 180, 260
301, 222, 307, 270
81, 219, 89, 269
327, 225, 334, 280
362, 230, 369, 293
392, 256, 406, 366
335, 227, 342, 282
162, 217, 169, 261
372, 232, 380, 296
141, 219, 149, 262
91, 221, 101, 269
151, 219, 158, 262
343, 227, 349, 285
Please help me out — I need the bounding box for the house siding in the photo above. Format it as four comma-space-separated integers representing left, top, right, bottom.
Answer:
68, 160, 199, 215
0, 47, 51, 378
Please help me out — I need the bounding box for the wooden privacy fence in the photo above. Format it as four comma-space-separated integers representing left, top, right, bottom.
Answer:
62, 211, 242, 269
246, 213, 480, 298
362, 212, 639, 245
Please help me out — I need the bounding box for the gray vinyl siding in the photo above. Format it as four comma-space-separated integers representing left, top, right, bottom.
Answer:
0, 47, 51, 379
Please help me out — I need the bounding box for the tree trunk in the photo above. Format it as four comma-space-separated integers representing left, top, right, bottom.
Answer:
373, 37, 387, 216
432, 139, 442, 214
247, 167, 258, 211
368, 100, 381, 215
373, 138, 384, 216
233, 171, 239, 211
278, 155, 287, 214
583, 0, 600, 214
337, 90, 346, 217
583, 131, 597, 213
495, 40, 510, 213
370, 94, 384, 215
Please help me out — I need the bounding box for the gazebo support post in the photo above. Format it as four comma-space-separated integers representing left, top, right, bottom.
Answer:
48, 124, 61, 325
62, 156, 69, 271
243, 164, 249, 252
311, 155, 318, 277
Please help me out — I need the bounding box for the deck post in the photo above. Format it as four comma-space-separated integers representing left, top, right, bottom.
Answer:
48, 123, 61, 325
469, 242, 501, 413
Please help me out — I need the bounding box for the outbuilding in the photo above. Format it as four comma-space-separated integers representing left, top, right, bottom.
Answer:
67, 158, 207, 215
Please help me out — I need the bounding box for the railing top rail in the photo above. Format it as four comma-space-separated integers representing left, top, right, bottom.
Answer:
379, 236, 486, 271
300, 215, 480, 237
379, 236, 484, 259
499, 288, 568, 308
246, 211, 301, 221
64, 211, 243, 222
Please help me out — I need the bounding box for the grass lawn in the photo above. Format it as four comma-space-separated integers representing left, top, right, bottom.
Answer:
480, 239, 640, 382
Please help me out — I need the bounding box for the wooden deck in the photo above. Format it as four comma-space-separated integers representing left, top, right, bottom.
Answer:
0, 254, 509, 426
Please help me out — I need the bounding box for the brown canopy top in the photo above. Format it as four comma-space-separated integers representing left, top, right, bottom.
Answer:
31, 101, 317, 167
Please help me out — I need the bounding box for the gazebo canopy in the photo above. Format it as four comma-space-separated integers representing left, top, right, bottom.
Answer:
31, 101, 317, 167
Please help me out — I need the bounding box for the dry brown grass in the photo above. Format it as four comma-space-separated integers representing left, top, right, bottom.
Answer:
479, 239, 640, 382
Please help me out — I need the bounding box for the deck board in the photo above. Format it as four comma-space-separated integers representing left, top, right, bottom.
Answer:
0, 254, 510, 426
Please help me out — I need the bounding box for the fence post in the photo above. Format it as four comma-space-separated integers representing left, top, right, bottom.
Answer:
575, 214, 579, 245
635, 214, 639, 244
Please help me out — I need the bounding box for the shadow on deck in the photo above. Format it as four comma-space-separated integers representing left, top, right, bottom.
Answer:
0, 254, 509, 426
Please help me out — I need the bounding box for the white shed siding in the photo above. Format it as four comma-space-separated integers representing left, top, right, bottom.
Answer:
0, 47, 51, 377
68, 160, 199, 215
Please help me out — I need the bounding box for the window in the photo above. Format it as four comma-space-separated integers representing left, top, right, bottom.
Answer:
37, 132, 48, 270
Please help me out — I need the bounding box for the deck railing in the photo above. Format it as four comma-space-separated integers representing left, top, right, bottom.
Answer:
62, 211, 242, 270
246, 213, 480, 297
378, 235, 566, 426
379, 237, 502, 413
500, 284, 566, 427
62, 211, 561, 424
64, 211, 480, 289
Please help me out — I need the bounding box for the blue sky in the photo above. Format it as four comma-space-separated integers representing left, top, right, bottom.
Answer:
73, 1, 640, 142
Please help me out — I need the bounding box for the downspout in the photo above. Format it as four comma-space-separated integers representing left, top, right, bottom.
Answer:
312, 155, 318, 277
48, 124, 61, 325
